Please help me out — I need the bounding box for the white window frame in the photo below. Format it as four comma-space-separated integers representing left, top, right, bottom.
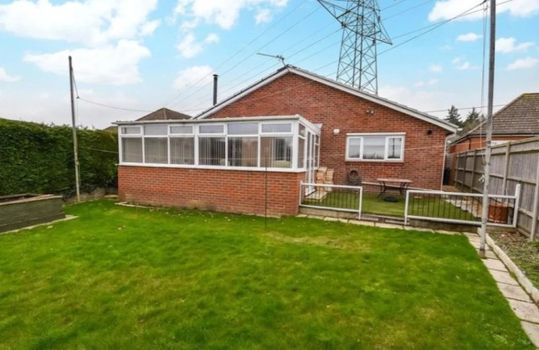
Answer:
117, 118, 320, 172
345, 133, 405, 162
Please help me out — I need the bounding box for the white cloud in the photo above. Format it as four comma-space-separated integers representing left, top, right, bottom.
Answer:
414, 79, 439, 88
0, 0, 159, 47
452, 57, 475, 70
496, 37, 534, 53
173, 65, 214, 90
177, 32, 219, 58
175, 0, 288, 30
507, 57, 539, 70
456, 32, 481, 42
0, 67, 20, 82
255, 8, 272, 24
24, 40, 151, 85
428, 0, 539, 22
429, 64, 443, 73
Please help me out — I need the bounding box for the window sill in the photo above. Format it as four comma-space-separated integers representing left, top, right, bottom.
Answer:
345, 159, 405, 164
118, 163, 307, 173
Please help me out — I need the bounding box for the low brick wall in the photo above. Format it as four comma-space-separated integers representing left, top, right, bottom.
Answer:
118, 166, 305, 216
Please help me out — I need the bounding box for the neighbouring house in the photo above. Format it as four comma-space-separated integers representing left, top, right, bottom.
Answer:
116, 65, 457, 216
449, 93, 539, 154
136, 107, 191, 121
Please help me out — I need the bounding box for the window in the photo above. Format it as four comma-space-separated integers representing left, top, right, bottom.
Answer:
170, 137, 194, 165
228, 122, 258, 135
261, 123, 292, 133
199, 137, 226, 165
297, 137, 305, 168
144, 138, 168, 163
122, 138, 142, 162
199, 124, 224, 134
260, 136, 292, 168
144, 124, 167, 136
346, 134, 404, 161
228, 137, 258, 167
170, 125, 193, 134
121, 126, 141, 135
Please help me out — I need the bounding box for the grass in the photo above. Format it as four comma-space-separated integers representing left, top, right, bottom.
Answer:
0, 200, 532, 349
304, 191, 476, 219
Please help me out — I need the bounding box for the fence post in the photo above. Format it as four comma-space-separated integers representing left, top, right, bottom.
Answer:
358, 187, 363, 220
454, 153, 460, 186
512, 184, 521, 228
502, 142, 511, 195
531, 157, 539, 241
471, 150, 478, 191
404, 190, 410, 225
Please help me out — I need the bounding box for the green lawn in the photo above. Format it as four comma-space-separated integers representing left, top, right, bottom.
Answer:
0, 200, 531, 349
304, 191, 476, 220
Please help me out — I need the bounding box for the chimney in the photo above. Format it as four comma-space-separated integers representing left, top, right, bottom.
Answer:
213, 74, 218, 106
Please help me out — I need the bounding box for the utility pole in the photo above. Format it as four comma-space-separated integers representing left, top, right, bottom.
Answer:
69, 56, 81, 202
479, 0, 496, 257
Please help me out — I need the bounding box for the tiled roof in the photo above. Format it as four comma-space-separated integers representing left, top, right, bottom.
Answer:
137, 108, 191, 121
468, 93, 539, 136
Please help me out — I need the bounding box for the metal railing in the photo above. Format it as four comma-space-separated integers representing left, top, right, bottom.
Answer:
299, 182, 363, 219
404, 184, 521, 227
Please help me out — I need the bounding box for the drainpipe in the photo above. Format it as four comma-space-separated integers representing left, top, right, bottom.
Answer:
213, 74, 218, 106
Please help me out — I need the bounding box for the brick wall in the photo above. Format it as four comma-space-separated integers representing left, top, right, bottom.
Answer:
118, 166, 304, 216
207, 72, 450, 189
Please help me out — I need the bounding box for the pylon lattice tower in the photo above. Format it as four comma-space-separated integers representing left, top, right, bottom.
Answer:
318, 0, 391, 94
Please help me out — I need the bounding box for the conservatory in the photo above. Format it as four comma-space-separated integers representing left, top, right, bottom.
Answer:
117, 115, 320, 174
115, 115, 321, 216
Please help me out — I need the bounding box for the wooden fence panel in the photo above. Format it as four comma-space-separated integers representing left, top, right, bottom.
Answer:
454, 136, 539, 240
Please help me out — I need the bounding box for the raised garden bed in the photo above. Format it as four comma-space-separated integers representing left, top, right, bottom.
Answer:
0, 194, 64, 233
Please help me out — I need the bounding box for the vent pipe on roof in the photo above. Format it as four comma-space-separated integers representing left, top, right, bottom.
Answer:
213, 74, 218, 106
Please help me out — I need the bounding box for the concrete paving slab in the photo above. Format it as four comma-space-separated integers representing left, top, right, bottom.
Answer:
296, 214, 308, 218
348, 220, 375, 227
508, 299, 539, 324
489, 269, 519, 286
498, 283, 532, 302
324, 217, 339, 222
521, 321, 539, 348
375, 222, 404, 229
403, 226, 434, 233
338, 218, 350, 224
483, 258, 508, 272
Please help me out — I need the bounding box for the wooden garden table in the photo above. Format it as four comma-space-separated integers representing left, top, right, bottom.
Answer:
376, 178, 412, 197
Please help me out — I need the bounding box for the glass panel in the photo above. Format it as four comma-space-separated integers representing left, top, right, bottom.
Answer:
170, 137, 194, 165
170, 125, 193, 134
388, 137, 403, 159
144, 124, 167, 136
260, 136, 292, 168
199, 137, 226, 165
261, 123, 292, 133
299, 124, 306, 137
121, 126, 141, 135
228, 122, 258, 135
228, 137, 258, 167
121, 138, 142, 162
199, 124, 224, 134
144, 138, 168, 163
347, 137, 361, 159
362, 136, 385, 160
297, 137, 305, 168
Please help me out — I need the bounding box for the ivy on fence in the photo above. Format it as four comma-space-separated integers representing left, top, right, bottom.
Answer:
0, 118, 118, 196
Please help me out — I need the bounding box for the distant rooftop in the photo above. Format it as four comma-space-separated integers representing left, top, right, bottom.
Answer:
136, 108, 191, 121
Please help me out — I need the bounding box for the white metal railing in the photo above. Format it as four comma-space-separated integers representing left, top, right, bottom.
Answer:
404, 184, 521, 227
299, 182, 363, 219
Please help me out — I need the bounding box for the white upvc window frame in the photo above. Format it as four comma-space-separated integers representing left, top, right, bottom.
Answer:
345, 132, 405, 162
117, 118, 320, 172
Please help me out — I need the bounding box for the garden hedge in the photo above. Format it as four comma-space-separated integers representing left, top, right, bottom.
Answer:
0, 118, 118, 196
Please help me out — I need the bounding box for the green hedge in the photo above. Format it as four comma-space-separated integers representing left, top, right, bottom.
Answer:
0, 118, 118, 196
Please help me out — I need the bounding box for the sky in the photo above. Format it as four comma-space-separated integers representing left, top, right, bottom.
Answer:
0, 0, 538, 129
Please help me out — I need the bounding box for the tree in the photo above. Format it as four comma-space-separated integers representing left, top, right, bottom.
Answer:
462, 108, 482, 132
445, 105, 463, 128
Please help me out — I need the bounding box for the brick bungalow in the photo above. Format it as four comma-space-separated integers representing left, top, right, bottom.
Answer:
116, 65, 457, 216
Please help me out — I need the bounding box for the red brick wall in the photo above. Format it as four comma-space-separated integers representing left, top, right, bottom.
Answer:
208, 72, 449, 189
118, 166, 304, 216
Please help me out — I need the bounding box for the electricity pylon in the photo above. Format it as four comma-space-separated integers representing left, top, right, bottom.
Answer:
318, 0, 391, 94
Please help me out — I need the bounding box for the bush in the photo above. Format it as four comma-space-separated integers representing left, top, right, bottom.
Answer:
0, 118, 117, 196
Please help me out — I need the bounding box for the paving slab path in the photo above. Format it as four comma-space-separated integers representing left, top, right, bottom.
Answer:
465, 233, 539, 348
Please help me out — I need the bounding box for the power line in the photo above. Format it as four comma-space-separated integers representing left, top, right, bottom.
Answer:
77, 96, 152, 113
